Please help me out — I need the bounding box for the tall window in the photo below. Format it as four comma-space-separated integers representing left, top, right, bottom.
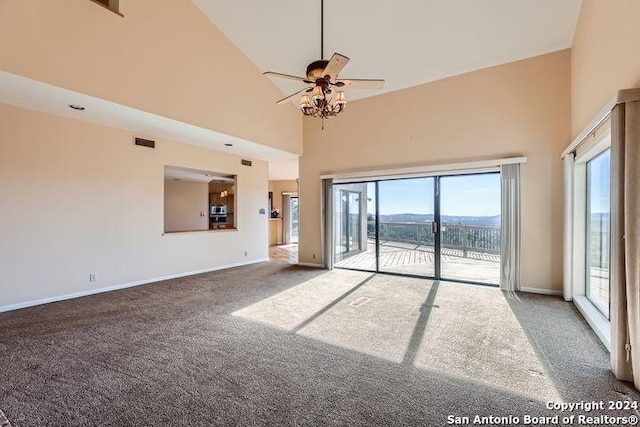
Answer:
586, 149, 611, 318
566, 122, 612, 348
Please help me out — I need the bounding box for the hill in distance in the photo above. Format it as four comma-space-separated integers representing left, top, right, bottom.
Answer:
377, 213, 500, 227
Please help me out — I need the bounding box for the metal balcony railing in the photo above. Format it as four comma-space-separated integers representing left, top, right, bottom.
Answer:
367, 221, 501, 256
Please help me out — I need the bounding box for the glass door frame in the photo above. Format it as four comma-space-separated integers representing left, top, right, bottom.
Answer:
342, 190, 361, 255
334, 187, 366, 263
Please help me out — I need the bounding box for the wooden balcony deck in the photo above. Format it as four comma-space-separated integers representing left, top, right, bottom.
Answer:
335, 239, 500, 284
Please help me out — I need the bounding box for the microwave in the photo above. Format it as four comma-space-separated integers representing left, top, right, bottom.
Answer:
211, 205, 227, 215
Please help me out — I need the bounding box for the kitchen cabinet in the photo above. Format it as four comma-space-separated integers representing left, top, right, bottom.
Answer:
209, 192, 233, 207
269, 218, 282, 246
209, 193, 235, 229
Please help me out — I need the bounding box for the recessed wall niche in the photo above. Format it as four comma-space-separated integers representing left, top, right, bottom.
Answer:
164, 165, 236, 233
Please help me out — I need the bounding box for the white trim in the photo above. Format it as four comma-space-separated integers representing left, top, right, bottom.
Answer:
562, 88, 640, 159
572, 161, 587, 297
320, 157, 527, 182
0, 258, 269, 314
563, 153, 575, 301
297, 262, 324, 268
520, 286, 563, 296
574, 129, 612, 164
574, 296, 611, 351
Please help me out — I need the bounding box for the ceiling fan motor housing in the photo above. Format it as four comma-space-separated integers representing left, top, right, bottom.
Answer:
306, 59, 330, 81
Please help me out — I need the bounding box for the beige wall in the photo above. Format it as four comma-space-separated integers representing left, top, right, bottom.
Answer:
0, 103, 269, 308
164, 180, 209, 232
571, 0, 640, 137
0, 0, 301, 155
299, 50, 571, 291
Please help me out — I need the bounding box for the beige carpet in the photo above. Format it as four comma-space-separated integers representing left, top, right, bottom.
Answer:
236, 272, 560, 400
0, 262, 637, 426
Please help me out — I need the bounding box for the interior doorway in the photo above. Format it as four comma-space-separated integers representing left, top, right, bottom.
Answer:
332, 172, 501, 285
270, 193, 299, 264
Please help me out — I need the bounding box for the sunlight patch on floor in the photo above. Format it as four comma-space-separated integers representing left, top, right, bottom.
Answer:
297, 275, 433, 363
233, 269, 560, 401
231, 269, 371, 331
412, 282, 561, 401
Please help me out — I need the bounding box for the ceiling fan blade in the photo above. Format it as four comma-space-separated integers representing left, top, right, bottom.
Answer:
322, 53, 350, 81
335, 78, 385, 90
276, 87, 312, 105
264, 71, 313, 84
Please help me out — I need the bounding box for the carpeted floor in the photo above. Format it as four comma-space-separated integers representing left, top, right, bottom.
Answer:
0, 262, 638, 426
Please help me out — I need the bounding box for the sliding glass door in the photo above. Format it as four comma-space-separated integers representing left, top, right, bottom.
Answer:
440, 174, 501, 284
378, 178, 435, 277
332, 173, 501, 285
333, 183, 376, 267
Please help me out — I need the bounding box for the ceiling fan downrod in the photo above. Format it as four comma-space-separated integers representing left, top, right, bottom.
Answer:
320, 0, 324, 60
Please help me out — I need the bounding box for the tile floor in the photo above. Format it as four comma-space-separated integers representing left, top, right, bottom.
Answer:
269, 244, 298, 264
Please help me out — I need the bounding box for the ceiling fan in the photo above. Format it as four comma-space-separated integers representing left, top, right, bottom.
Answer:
264, 0, 385, 120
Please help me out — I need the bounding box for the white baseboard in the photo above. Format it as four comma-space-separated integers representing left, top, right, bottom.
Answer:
297, 262, 325, 268
519, 286, 563, 296
0, 258, 269, 314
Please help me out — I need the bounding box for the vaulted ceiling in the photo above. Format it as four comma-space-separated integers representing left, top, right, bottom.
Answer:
192, 0, 582, 103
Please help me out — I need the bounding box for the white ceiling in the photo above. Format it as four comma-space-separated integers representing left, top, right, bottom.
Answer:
192, 0, 582, 102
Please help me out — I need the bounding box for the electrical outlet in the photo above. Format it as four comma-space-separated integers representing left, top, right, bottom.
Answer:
244, 251, 248, 257
89, 274, 96, 282
313, 253, 316, 259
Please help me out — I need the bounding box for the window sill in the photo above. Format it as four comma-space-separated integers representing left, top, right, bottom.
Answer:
163, 228, 237, 236
574, 295, 611, 351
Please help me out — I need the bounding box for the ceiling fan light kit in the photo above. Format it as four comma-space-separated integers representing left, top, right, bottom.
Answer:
264, 0, 385, 126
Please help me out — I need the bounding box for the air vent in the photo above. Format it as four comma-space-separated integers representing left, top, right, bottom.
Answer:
241, 159, 252, 167
134, 137, 155, 149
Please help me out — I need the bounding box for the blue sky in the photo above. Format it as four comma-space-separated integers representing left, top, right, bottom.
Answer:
588, 149, 610, 214
368, 173, 501, 216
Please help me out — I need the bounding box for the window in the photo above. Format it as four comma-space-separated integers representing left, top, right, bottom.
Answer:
586, 149, 611, 318
567, 122, 612, 348
164, 166, 236, 233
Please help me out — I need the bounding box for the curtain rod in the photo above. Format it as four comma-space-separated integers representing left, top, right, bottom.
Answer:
320, 156, 527, 181
562, 88, 640, 159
